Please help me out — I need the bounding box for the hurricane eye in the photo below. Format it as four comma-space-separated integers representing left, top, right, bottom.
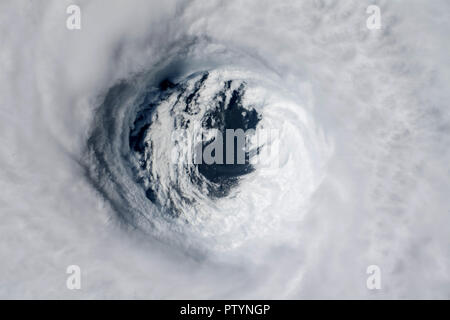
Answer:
86, 55, 329, 252
127, 71, 263, 218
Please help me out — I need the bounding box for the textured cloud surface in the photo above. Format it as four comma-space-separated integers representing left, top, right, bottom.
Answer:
0, 0, 449, 299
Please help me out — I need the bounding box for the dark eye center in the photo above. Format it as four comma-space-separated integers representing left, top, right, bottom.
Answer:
197, 79, 261, 197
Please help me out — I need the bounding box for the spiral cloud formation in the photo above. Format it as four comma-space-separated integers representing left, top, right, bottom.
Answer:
0, 0, 449, 299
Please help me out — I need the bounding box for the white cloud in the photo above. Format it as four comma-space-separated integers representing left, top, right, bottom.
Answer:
0, 0, 449, 299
